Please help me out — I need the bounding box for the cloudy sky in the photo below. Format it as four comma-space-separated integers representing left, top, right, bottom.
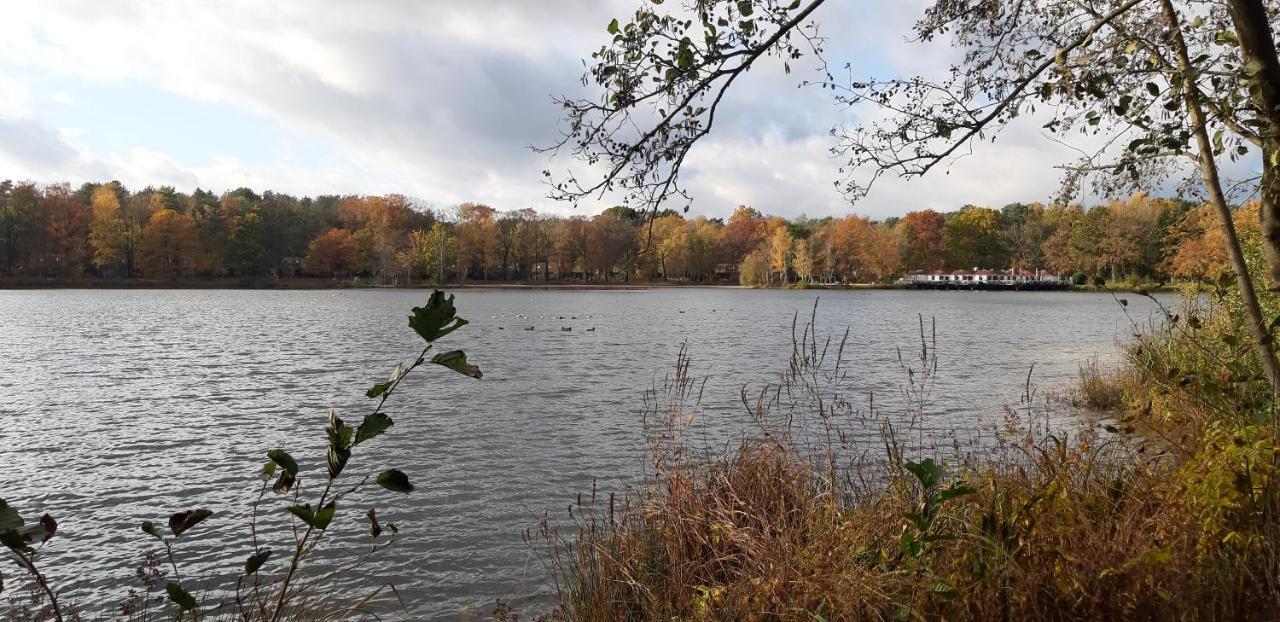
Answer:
0, 1, 1186, 220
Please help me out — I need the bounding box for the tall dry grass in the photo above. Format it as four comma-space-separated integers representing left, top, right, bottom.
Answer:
532, 302, 1280, 621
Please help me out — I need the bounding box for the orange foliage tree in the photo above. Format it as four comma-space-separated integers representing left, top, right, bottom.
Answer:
41, 184, 92, 276
897, 210, 946, 272
304, 228, 360, 277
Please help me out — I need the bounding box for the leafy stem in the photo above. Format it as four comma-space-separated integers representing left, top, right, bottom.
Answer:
268, 290, 477, 620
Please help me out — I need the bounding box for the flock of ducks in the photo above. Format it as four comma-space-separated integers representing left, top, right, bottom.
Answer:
490, 313, 596, 332
489, 308, 717, 332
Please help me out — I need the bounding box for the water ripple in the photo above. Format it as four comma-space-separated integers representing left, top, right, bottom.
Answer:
0, 288, 1167, 618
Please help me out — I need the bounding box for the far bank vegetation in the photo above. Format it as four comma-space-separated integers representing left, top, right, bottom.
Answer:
0, 181, 1245, 289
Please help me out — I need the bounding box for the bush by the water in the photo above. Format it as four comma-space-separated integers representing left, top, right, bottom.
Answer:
535, 294, 1280, 621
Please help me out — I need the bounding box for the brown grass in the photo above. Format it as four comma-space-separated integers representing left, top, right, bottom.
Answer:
532, 305, 1280, 621
1076, 356, 1126, 411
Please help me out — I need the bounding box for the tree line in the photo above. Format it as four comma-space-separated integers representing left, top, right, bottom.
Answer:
0, 179, 1247, 285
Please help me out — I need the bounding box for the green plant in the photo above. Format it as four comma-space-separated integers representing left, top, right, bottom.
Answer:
0, 500, 62, 620
898, 458, 976, 561
1, 290, 480, 621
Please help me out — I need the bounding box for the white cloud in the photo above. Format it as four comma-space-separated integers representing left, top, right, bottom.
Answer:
0, 1, 1240, 217
0, 70, 31, 116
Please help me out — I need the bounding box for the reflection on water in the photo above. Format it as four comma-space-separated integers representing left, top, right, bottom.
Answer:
0, 287, 1170, 618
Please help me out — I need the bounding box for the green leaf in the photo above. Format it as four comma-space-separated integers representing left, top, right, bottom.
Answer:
737, 1, 753, 17
0, 500, 21, 533
244, 549, 272, 575
409, 290, 468, 343
898, 532, 922, 558
937, 485, 978, 504
1146, 82, 1160, 96
607, 18, 619, 34
367, 363, 405, 399
166, 581, 197, 611
267, 449, 298, 477
288, 505, 315, 526
366, 380, 394, 399
377, 469, 415, 494
0, 530, 27, 551
288, 502, 336, 530
261, 461, 277, 479
788, 0, 801, 9
905, 458, 944, 490
430, 350, 483, 379
355, 412, 395, 446
141, 521, 164, 540
168, 509, 213, 538
314, 501, 336, 529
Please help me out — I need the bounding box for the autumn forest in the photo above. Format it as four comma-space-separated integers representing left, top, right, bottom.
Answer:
0, 179, 1246, 286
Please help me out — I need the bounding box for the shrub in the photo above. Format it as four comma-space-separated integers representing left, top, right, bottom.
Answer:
537, 301, 1280, 621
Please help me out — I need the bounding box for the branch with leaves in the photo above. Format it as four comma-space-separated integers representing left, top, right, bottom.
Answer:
540, 0, 829, 221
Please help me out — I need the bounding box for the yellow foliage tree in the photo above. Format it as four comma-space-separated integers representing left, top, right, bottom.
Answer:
767, 224, 793, 285
138, 209, 206, 279
793, 238, 813, 283
89, 184, 127, 274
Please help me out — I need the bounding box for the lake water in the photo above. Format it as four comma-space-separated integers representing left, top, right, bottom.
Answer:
0, 287, 1171, 619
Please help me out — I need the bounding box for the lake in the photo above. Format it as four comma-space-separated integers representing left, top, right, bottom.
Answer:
0, 287, 1171, 618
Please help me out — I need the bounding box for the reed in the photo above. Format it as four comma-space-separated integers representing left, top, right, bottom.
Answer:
534, 298, 1280, 621
1076, 355, 1125, 411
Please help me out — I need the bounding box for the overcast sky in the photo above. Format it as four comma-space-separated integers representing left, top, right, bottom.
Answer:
0, 1, 1223, 220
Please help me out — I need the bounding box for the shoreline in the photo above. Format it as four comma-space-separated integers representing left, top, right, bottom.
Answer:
0, 276, 717, 291
0, 276, 1178, 293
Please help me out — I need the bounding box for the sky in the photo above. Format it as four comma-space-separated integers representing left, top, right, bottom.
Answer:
0, 0, 1226, 220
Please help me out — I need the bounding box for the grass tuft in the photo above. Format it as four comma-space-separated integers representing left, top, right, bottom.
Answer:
535, 298, 1280, 621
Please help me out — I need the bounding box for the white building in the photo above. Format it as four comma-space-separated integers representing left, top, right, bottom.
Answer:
908, 268, 1063, 285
